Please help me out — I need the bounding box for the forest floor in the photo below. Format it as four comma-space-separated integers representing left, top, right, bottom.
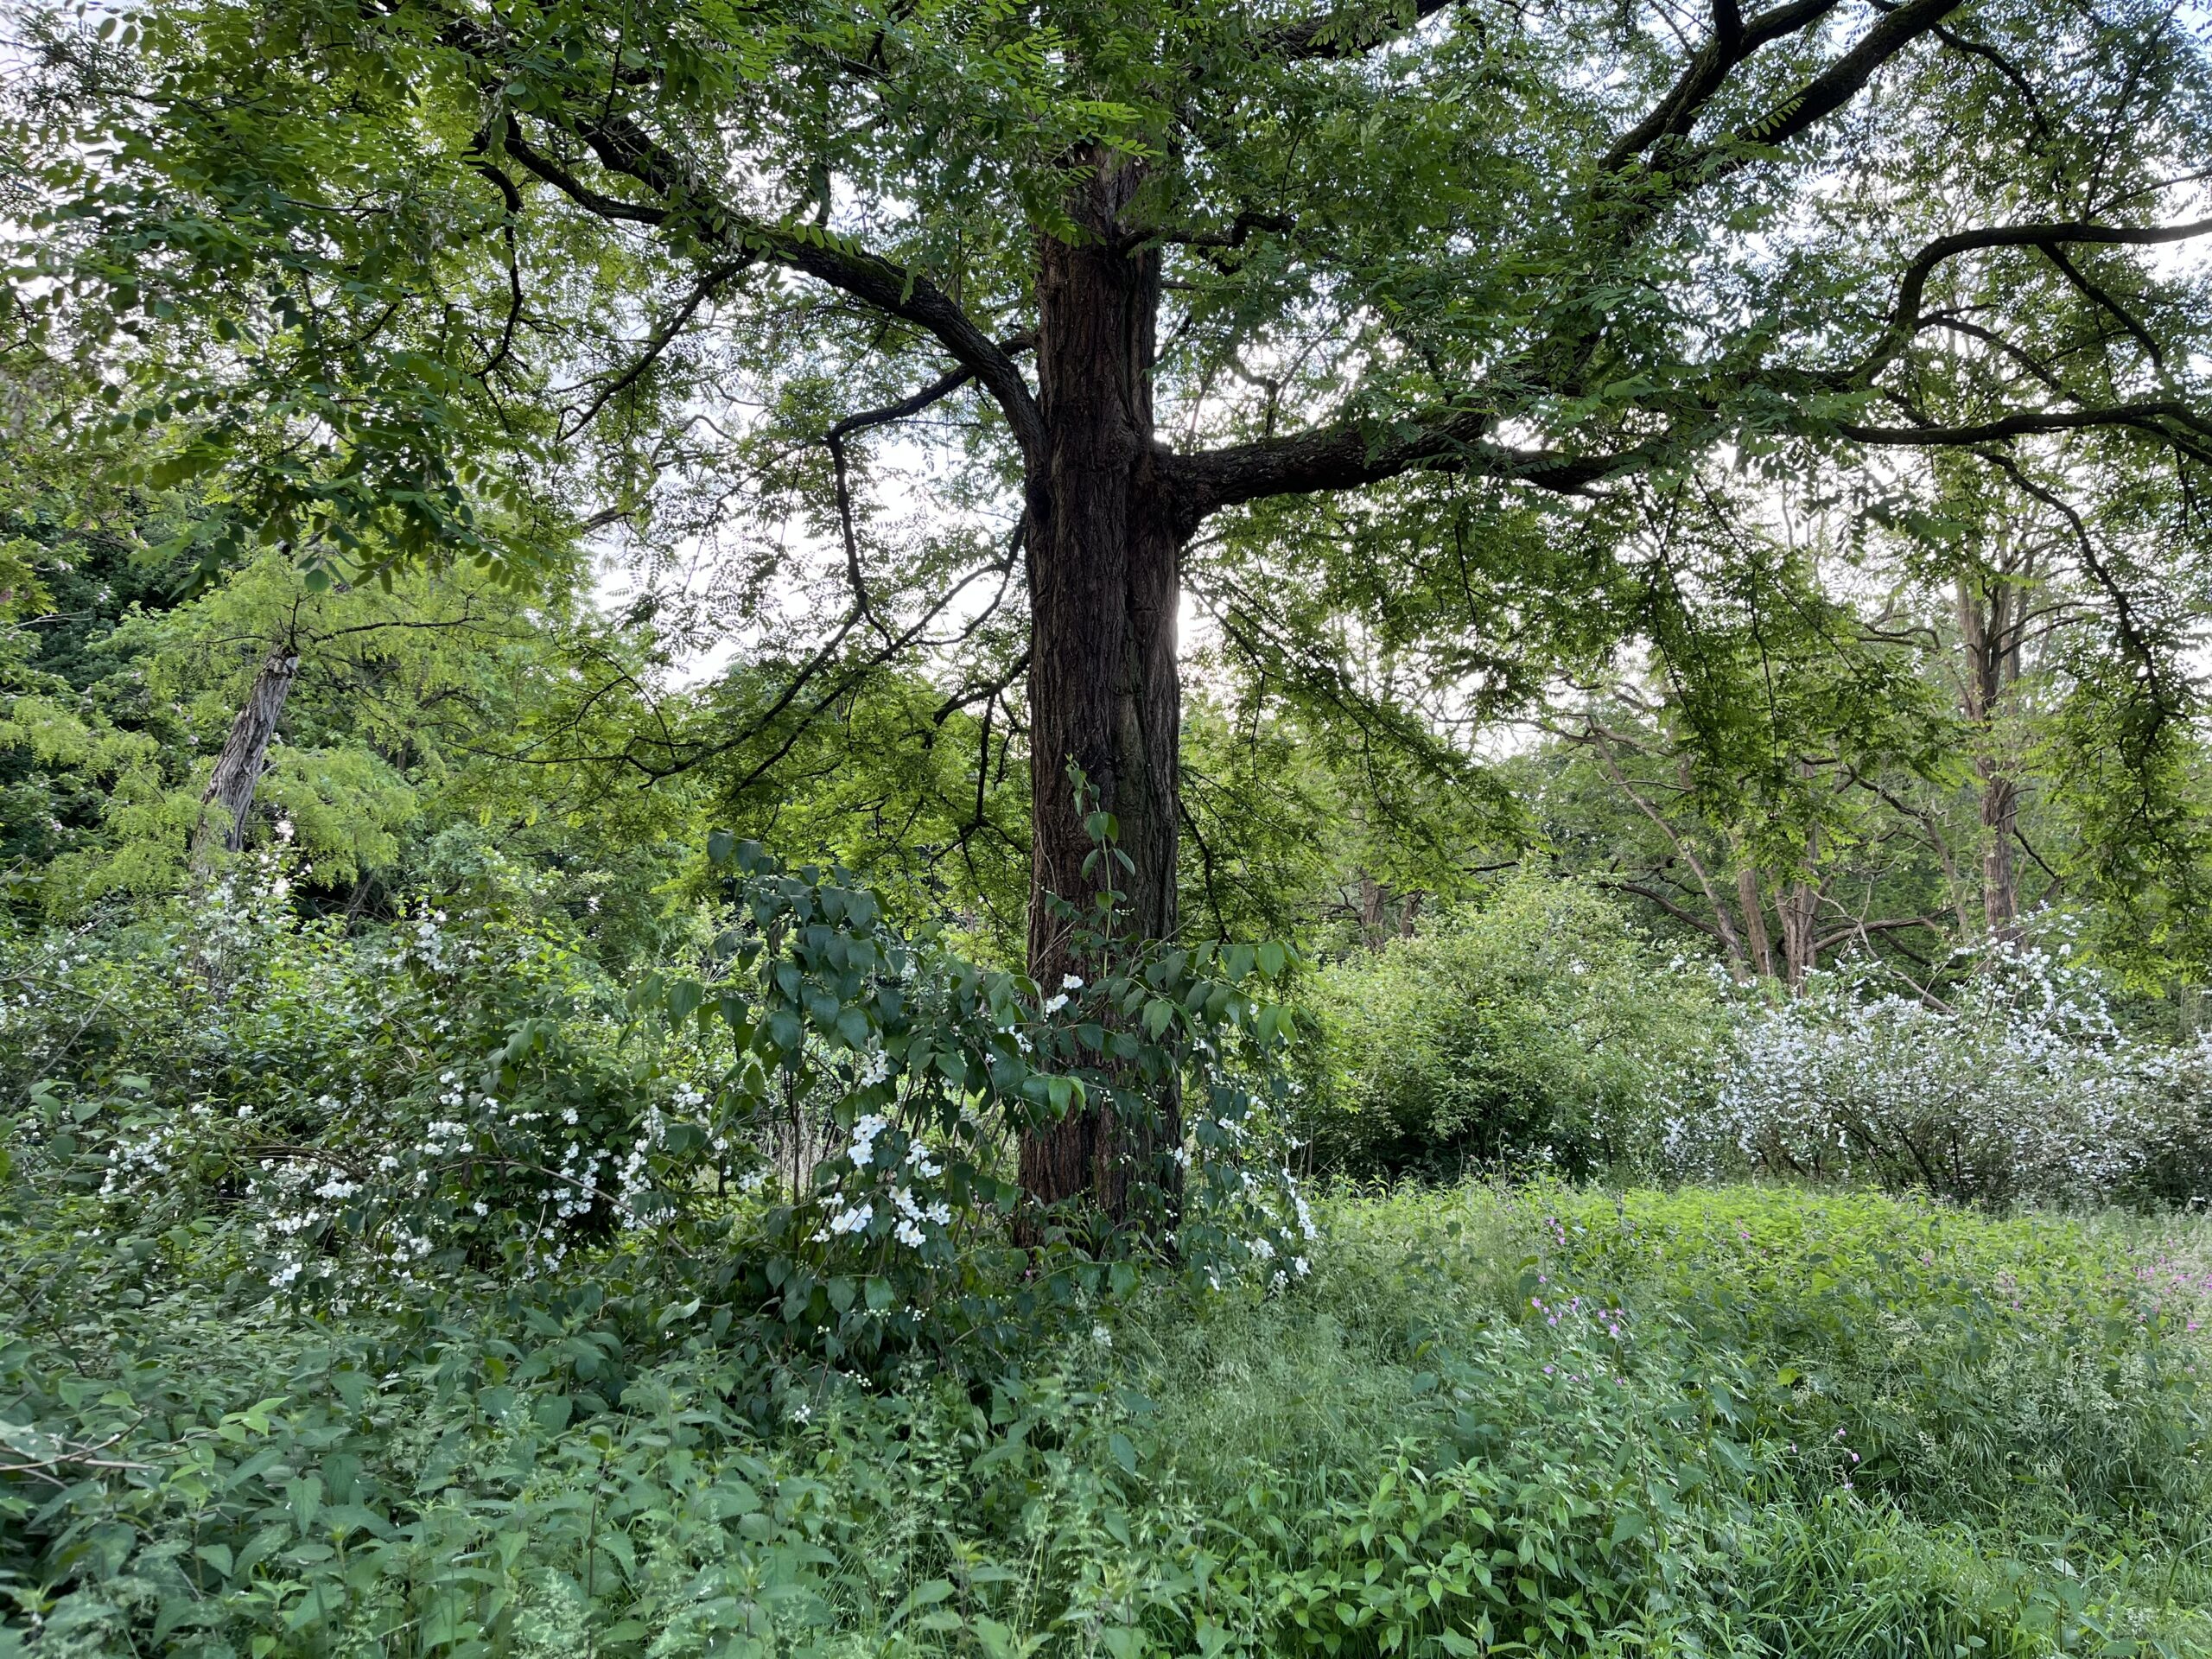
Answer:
6, 1183, 2212, 1656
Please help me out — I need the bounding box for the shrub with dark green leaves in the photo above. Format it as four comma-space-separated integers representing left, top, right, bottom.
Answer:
1300, 874, 1727, 1179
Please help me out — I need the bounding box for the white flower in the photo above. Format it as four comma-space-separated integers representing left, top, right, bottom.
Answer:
1042, 993, 1069, 1016
1061, 975, 1084, 991
1091, 1323, 1112, 1347
848, 1112, 891, 1166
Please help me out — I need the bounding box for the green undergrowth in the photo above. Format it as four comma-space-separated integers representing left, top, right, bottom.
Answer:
6, 1185, 2212, 1656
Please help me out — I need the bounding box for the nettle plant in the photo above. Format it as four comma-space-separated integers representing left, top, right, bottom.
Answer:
1669, 935, 2212, 1207
625, 823, 1317, 1362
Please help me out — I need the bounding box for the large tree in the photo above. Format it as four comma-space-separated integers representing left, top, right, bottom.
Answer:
20, 0, 2212, 1213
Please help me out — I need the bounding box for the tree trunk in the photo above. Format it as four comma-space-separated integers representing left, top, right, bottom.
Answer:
1735, 864, 1776, 981
1979, 774, 2019, 938
193, 646, 300, 867
1778, 878, 1819, 988
1956, 572, 2023, 938
1019, 149, 1185, 1222
1357, 872, 1387, 948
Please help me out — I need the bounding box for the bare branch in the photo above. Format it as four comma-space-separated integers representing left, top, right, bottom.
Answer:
497, 119, 1046, 466
564, 257, 754, 438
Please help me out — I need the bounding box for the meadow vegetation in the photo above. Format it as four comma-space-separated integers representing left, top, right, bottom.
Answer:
9, 863, 2212, 1656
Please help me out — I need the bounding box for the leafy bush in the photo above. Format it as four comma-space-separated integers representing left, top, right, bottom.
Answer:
2, 826, 1313, 1371
1680, 941, 2212, 1207
1300, 874, 1726, 1179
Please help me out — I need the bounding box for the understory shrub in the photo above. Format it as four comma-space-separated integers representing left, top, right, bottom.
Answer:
1299, 874, 1727, 1180
1680, 942, 2212, 1207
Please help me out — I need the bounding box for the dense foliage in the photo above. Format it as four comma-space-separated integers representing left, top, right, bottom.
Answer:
1300, 875, 1726, 1180
10, 1141, 2212, 1655
11, 0, 2212, 1652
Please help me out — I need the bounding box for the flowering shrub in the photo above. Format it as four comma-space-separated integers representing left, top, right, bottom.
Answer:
622, 831, 1315, 1362
3, 838, 682, 1297
3, 817, 1316, 1370
1672, 940, 2212, 1206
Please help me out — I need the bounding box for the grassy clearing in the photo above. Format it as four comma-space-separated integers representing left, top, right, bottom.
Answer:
7, 1185, 2212, 1656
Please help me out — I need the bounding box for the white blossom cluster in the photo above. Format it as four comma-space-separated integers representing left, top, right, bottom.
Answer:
810, 1113, 958, 1253
1667, 940, 2212, 1205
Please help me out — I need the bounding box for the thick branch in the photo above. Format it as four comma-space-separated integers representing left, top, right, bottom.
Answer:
499, 119, 1045, 466
1837, 399, 2212, 448
1264, 0, 1463, 62
1602, 0, 1840, 171
1715, 0, 1961, 159
1170, 411, 1649, 517
1860, 217, 2212, 377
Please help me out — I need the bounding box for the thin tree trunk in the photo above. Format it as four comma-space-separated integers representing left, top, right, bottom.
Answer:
1956, 570, 2024, 938
1357, 872, 1387, 948
1020, 149, 1185, 1224
1778, 878, 1819, 988
1397, 890, 1422, 938
1735, 864, 1776, 981
193, 647, 299, 867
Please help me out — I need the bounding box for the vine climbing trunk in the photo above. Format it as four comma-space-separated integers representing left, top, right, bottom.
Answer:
1018, 149, 1186, 1226
193, 645, 300, 869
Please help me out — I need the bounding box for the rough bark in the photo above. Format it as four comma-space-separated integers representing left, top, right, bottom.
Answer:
1019, 150, 1186, 1223
193, 647, 300, 867
1357, 873, 1387, 948
1778, 876, 1820, 988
